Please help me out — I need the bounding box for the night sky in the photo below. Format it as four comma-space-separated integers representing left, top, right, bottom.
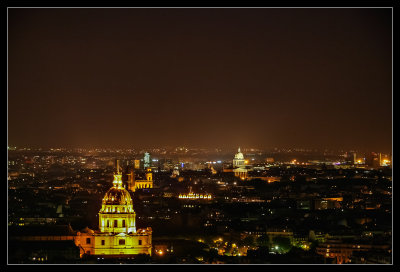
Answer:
8, 8, 392, 152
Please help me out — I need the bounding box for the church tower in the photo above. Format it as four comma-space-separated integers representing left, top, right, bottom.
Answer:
145, 168, 153, 181
127, 168, 135, 192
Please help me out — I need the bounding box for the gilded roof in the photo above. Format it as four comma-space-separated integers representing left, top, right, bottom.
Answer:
102, 185, 133, 206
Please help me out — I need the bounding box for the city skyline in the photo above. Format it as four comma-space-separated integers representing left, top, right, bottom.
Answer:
8, 8, 392, 152
8, 141, 392, 264
6, 145, 392, 156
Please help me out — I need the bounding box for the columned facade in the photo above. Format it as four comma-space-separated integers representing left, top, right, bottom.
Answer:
233, 147, 248, 180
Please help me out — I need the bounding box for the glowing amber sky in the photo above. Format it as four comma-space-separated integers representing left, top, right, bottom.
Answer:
8, 8, 392, 152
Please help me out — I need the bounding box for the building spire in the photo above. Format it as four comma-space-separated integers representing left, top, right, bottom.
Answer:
238, 147, 241, 153
113, 160, 123, 188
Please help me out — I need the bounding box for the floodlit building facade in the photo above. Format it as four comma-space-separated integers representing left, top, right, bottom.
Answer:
132, 168, 153, 192
233, 147, 248, 180
74, 166, 152, 257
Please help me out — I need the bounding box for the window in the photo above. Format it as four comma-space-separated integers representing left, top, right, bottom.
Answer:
86, 238, 91, 244
122, 220, 126, 227
114, 220, 118, 227
101, 240, 105, 246
138, 240, 142, 245
119, 239, 125, 245
106, 220, 109, 227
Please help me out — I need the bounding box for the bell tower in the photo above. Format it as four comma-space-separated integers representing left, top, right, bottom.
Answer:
145, 168, 153, 181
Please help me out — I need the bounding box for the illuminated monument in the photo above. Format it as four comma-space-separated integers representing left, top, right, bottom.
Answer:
131, 168, 154, 192
233, 147, 248, 180
74, 162, 152, 257
178, 186, 212, 200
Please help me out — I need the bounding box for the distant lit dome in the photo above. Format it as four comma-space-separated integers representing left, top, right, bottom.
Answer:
234, 147, 244, 160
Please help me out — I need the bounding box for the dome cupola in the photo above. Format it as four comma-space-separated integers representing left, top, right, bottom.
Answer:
102, 186, 133, 206
98, 160, 136, 233
234, 147, 244, 160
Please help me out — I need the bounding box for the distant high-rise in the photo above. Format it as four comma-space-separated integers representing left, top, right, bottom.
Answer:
143, 152, 151, 169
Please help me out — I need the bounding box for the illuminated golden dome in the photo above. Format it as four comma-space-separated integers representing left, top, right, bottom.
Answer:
98, 161, 137, 233
102, 187, 133, 206
234, 147, 244, 160
101, 171, 133, 206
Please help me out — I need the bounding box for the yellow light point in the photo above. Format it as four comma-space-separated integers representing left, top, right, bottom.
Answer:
382, 159, 390, 166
